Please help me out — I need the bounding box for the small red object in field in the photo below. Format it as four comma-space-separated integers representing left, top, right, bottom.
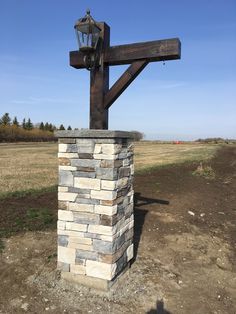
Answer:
174, 141, 181, 144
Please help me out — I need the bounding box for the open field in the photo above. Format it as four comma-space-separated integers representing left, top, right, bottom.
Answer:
0, 143, 236, 313
0, 142, 219, 196
134, 142, 219, 171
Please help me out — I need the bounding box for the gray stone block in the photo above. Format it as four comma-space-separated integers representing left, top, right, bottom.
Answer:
59, 138, 76, 144
54, 129, 136, 139
78, 153, 93, 159
71, 159, 100, 168
119, 167, 131, 178
58, 235, 69, 247
96, 168, 118, 180
100, 160, 123, 168
68, 187, 90, 194
73, 171, 96, 178
115, 233, 126, 250
125, 228, 134, 242
66, 144, 78, 153
76, 249, 98, 261
77, 146, 94, 154
84, 232, 101, 240
115, 251, 127, 275
75, 197, 100, 205
59, 170, 73, 187
57, 261, 70, 272
93, 239, 113, 254
73, 212, 100, 225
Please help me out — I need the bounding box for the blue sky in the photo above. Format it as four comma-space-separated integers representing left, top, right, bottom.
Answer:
0, 0, 235, 140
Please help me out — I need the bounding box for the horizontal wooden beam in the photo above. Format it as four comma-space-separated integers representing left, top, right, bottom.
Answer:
70, 38, 181, 69
104, 60, 148, 109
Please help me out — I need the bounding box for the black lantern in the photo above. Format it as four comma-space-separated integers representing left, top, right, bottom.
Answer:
74, 10, 101, 69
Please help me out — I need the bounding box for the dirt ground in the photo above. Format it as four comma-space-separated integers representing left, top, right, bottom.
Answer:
0, 145, 235, 313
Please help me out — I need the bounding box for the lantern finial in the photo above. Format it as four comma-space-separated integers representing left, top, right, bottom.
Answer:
86, 9, 90, 15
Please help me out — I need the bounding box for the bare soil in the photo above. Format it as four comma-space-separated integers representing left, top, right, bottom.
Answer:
0, 145, 235, 313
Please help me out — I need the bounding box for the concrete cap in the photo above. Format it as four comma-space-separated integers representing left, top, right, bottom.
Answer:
54, 129, 135, 139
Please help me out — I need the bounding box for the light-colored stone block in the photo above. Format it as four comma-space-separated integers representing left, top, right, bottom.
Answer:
94, 204, 117, 215
57, 229, 85, 238
58, 152, 79, 158
58, 246, 75, 264
59, 166, 77, 171
57, 220, 66, 230
130, 164, 134, 175
69, 237, 92, 245
68, 243, 93, 251
88, 224, 114, 236
66, 222, 87, 232
61, 272, 110, 291
74, 177, 101, 190
68, 203, 94, 213
126, 244, 134, 261
86, 260, 117, 280
59, 143, 68, 153
100, 235, 113, 242
101, 144, 122, 155
94, 144, 102, 154
58, 210, 74, 221
58, 192, 77, 202
70, 264, 86, 275
101, 180, 117, 190
93, 154, 118, 160
59, 170, 73, 187
91, 190, 117, 201
117, 177, 129, 188
58, 186, 69, 192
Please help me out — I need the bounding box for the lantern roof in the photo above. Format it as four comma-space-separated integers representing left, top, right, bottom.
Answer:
74, 9, 101, 33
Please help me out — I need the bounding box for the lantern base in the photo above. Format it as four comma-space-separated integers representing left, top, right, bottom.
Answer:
80, 46, 95, 54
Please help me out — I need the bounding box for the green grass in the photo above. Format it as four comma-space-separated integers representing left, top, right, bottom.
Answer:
26, 207, 55, 225
192, 163, 216, 180
0, 185, 57, 200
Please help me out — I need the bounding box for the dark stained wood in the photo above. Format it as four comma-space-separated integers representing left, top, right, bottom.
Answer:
70, 38, 181, 69
89, 22, 110, 129
104, 60, 148, 110
105, 38, 181, 65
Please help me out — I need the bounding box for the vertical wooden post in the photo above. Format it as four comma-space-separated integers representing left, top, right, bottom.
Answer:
90, 23, 110, 129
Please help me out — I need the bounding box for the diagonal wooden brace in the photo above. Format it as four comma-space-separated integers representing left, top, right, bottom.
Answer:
104, 60, 148, 109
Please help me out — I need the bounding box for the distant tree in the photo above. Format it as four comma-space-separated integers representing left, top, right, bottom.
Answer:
44, 122, 49, 131
12, 116, 19, 127
67, 125, 72, 130
22, 118, 26, 129
59, 124, 65, 130
48, 123, 54, 132
0, 113, 11, 126
131, 131, 145, 141
39, 122, 45, 130
25, 118, 33, 130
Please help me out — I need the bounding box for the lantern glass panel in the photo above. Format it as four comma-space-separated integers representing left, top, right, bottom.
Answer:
75, 23, 100, 53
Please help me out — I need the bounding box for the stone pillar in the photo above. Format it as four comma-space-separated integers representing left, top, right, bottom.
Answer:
55, 130, 134, 290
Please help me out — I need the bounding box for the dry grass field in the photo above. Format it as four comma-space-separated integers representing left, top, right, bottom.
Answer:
0, 142, 219, 196
134, 142, 219, 171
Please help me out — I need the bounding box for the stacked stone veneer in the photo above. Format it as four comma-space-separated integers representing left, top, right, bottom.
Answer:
55, 130, 134, 289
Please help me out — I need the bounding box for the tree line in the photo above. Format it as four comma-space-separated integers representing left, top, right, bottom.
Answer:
0, 112, 144, 143
0, 113, 71, 142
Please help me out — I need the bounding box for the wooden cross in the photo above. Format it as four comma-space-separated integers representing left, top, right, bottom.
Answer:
70, 22, 181, 129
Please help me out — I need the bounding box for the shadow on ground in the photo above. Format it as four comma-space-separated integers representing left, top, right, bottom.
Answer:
133, 192, 169, 260
147, 300, 172, 314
